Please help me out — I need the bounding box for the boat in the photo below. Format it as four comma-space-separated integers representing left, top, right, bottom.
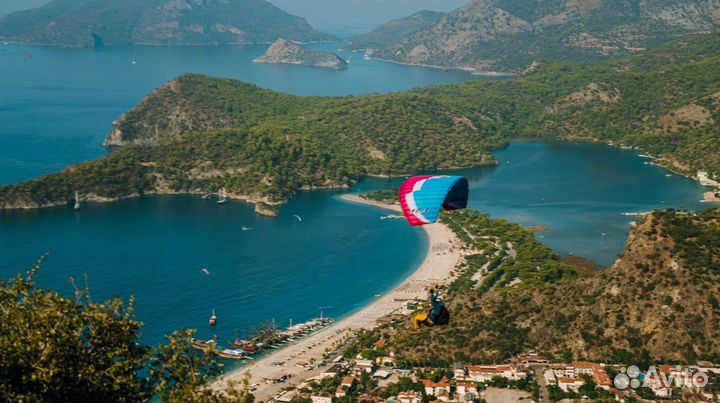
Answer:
209, 309, 217, 327
241, 226, 254, 231
232, 339, 260, 353
191, 338, 217, 351
217, 188, 228, 204
202, 194, 211, 199
217, 348, 249, 360
73, 191, 81, 210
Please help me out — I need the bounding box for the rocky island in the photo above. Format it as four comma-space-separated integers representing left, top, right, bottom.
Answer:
254, 39, 348, 69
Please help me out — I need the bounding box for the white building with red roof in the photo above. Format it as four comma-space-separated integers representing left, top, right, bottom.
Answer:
558, 378, 585, 392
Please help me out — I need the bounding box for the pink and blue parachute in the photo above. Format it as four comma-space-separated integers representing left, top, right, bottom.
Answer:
399, 175, 469, 226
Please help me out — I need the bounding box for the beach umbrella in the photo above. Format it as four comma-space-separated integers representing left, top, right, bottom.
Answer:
399, 175, 469, 226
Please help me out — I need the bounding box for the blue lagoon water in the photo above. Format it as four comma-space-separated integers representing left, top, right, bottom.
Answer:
0, 43, 713, 348
0, 43, 473, 184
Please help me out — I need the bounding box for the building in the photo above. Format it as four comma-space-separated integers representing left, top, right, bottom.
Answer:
558, 378, 585, 393
374, 369, 392, 379
376, 355, 395, 366
466, 365, 527, 382
548, 362, 612, 390
544, 370, 557, 386
516, 354, 549, 365
397, 391, 422, 403
353, 359, 375, 375
336, 377, 356, 398
422, 379, 453, 397
455, 383, 479, 401
572, 363, 613, 390
311, 394, 333, 403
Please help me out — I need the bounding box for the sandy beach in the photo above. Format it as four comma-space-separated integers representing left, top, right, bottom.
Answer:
216, 194, 461, 401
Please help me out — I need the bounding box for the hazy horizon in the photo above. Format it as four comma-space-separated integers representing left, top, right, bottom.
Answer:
0, 0, 468, 37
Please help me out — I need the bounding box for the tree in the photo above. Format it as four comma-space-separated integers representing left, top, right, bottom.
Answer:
0, 256, 254, 403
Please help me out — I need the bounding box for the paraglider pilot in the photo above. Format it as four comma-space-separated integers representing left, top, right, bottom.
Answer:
413, 284, 450, 330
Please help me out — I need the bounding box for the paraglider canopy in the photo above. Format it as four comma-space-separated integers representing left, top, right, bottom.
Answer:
399, 175, 469, 226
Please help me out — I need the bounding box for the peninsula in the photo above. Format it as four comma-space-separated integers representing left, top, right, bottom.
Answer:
1, 32, 719, 214
254, 39, 348, 70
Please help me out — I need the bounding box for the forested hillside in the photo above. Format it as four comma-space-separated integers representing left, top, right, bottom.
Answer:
0, 0, 334, 47
1, 32, 718, 213
377, 209, 720, 365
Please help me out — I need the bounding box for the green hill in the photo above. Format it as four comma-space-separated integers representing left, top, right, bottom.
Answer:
1, 32, 719, 213
0, 0, 335, 47
373, 208, 720, 365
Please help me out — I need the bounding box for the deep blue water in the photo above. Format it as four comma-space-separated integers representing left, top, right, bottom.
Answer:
0, 43, 473, 185
0, 42, 713, 349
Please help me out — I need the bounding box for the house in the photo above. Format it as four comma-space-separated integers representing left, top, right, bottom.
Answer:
357, 395, 381, 403
311, 394, 333, 403
374, 369, 392, 379
544, 370, 557, 386
549, 364, 575, 379
573, 362, 613, 390
422, 379, 452, 397
644, 373, 672, 398
455, 383, 479, 401
373, 339, 387, 348
336, 377, 356, 398
436, 388, 451, 402
453, 366, 467, 380
558, 378, 585, 393
376, 355, 395, 366
609, 388, 625, 403
276, 390, 298, 403
516, 354, 549, 365
353, 359, 375, 374
397, 391, 422, 403
467, 365, 527, 382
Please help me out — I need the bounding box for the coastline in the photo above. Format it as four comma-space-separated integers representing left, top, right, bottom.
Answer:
216, 193, 461, 400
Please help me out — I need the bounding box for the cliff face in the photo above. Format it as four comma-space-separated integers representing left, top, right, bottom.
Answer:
0, 0, 335, 47
254, 39, 348, 69
375, 0, 720, 73
387, 210, 720, 364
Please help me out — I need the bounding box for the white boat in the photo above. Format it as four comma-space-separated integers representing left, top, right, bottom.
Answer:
74, 191, 81, 210
241, 226, 254, 231
217, 188, 228, 204
209, 309, 217, 327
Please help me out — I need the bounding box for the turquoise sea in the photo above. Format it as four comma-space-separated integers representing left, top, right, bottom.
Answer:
0, 43, 712, 348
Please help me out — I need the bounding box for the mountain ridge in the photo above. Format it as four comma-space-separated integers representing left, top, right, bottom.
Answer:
0, 0, 335, 47
347, 10, 445, 51
373, 0, 720, 73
